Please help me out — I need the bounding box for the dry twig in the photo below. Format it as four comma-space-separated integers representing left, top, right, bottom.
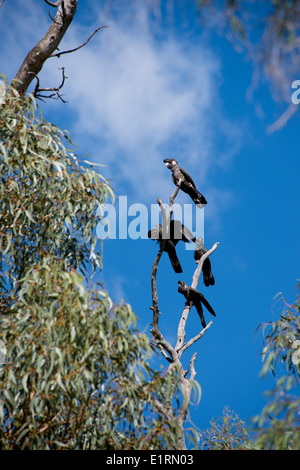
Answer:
30, 67, 68, 102
50, 26, 108, 58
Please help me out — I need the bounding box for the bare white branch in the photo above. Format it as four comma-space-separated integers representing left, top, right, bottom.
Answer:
192, 242, 219, 288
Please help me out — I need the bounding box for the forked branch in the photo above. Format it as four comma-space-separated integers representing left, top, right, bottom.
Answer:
30, 67, 68, 102
149, 188, 219, 449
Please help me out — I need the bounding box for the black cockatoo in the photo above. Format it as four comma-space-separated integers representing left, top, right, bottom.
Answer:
164, 158, 207, 207
178, 280, 216, 328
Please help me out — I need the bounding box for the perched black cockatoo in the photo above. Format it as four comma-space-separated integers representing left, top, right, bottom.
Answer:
178, 280, 216, 328
148, 220, 196, 274
163, 158, 207, 207
194, 237, 215, 287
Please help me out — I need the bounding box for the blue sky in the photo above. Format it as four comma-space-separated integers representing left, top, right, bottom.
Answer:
1, 0, 300, 441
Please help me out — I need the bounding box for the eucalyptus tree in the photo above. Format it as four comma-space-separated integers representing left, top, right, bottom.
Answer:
0, 82, 184, 449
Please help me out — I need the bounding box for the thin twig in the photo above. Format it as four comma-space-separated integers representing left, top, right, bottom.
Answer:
192, 242, 219, 288
177, 352, 197, 429
150, 247, 175, 362
266, 103, 298, 134
50, 26, 108, 58
178, 321, 213, 357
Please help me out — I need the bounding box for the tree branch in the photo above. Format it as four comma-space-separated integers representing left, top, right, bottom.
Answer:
50, 26, 108, 58
150, 186, 182, 348
153, 397, 174, 422
30, 67, 68, 102
178, 321, 213, 357
150, 236, 176, 362
266, 103, 299, 134
177, 352, 197, 429
175, 242, 219, 353
44, 0, 62, 7
149, 182, 219, 449
150, 187, 181, 362
192, 242, 219, 288
151, 192, 219, 360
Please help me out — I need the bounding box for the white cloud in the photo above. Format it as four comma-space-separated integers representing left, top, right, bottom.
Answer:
1, 1, 243, 214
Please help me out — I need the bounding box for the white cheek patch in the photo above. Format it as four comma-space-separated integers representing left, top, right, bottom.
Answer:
196, 237, 203, 248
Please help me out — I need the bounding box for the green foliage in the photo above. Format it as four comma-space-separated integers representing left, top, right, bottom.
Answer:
0, 80, 182, 449
0, 257, 180, 449
258, 290, 300, 379
0, 78, 113, 312
199, 406, 251, 450
253, 285, 300, 450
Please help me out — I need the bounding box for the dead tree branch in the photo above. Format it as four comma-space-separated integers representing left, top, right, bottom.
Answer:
30, 67, 68, 102
149, 185, 219, 449
267, 103, 299, 134
13, 0, 77, 95
50, 26, 108, 58
151, 186, 180, 344
150, 189, 180, 363
178, 321, 212, 357
175, 241, 219, 354
177, 352, 197, 429
44, 0, 62, 7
